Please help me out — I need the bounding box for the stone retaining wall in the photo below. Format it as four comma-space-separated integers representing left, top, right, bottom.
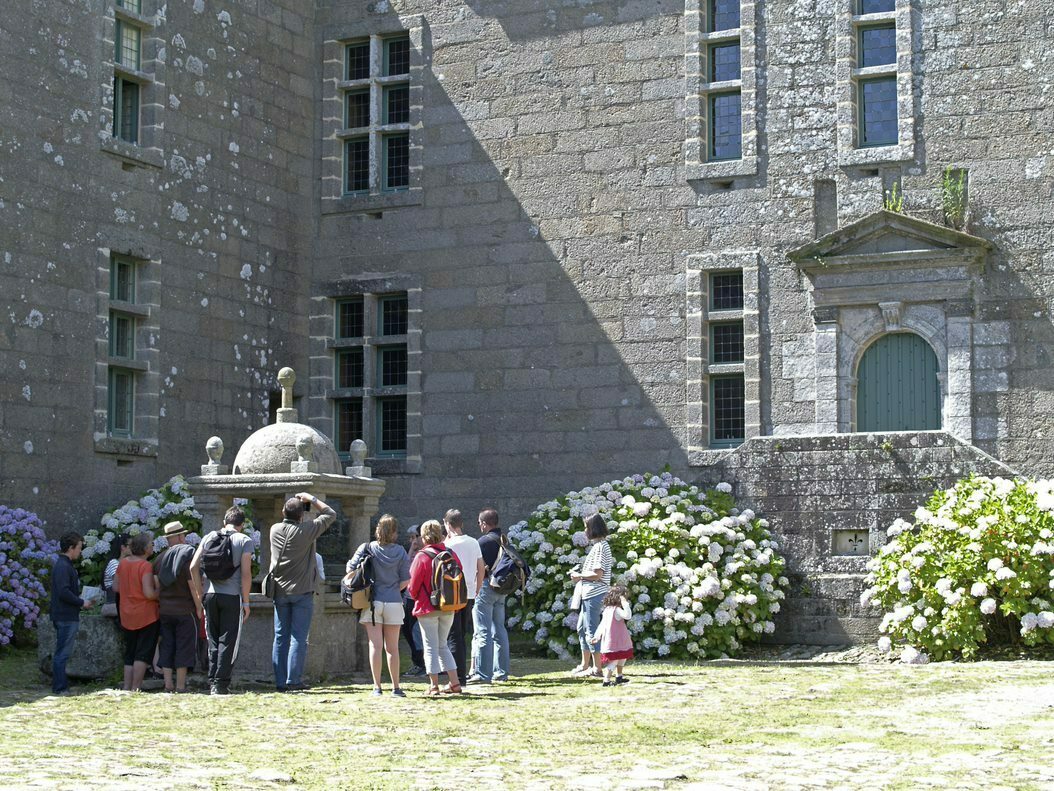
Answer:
700, 431, 1017, 644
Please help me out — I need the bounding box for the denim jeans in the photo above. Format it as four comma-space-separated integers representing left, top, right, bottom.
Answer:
272, 592, 314, 688
51, 620, 80, 693
472, 584, 509, 681
577, 594, 605, 653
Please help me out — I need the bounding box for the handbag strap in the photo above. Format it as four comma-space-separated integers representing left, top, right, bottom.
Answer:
269, 523, 294, 575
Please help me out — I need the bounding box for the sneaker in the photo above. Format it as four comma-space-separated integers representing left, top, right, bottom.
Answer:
403, 665, 427, 677
391, 688, 406, 698
615, 676, 629, 685
492, 674, 508, 683
210, 685, 230, 696
372, 688, 384, 696
602, 681, 613, 687
464, 674, 489, 685
286, 682, 311, 692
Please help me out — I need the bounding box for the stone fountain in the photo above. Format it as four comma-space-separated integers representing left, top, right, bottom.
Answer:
186, 366, 385, 680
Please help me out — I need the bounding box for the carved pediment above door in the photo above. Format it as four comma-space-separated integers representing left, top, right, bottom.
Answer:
788, 209, 992, 308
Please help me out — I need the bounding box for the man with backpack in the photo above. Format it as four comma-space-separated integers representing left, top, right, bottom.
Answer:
467, 508, 511, 684
268, 492, 336, 692
442, 509, 483, 687
152, 521, 198, 693
189, 505, 255, 695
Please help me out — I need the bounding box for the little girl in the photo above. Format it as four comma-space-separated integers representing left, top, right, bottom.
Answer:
591, 584, 634, 686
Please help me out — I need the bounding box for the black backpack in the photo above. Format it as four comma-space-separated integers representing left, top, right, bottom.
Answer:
341, 542, 374, 607
200, 530, 238, 581
489, 534, 531, 597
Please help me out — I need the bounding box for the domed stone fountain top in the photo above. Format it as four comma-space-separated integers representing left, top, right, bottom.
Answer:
230, 366, 342, 475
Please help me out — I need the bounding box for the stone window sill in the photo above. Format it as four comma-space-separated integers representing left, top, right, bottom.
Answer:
94, 437, 158, 457
100, 137, 164, 169
321, 188, 423, 215
837, 143, 914, 168
107, 357, 149, 372
687, 448, 736, 466
686, 155, 758, 181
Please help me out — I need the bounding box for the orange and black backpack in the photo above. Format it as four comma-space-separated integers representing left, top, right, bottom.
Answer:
422, 548, 467, 612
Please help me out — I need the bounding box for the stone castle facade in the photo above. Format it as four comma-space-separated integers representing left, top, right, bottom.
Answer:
2, 1, 1052, 640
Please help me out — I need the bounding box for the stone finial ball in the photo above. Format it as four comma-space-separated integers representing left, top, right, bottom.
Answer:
296, 433, 314, 462
277, 367, 296, 387
206, 436, 224, 463
350, 438, 368, 465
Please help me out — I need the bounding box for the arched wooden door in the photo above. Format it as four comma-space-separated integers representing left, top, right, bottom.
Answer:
856, 332, 941, 432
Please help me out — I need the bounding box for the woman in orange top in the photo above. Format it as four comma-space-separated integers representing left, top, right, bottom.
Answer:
114, 532, 160, 691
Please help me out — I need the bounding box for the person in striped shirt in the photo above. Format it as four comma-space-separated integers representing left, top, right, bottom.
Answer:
570, 514, 613, 677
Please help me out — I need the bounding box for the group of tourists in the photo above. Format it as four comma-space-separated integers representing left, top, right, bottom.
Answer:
47, 495, 634, 696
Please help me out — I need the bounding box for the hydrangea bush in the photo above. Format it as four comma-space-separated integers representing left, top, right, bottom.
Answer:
80, 476, 260, 586
862, 476, 1054, 662
507, 472, 788, 660
0, 507, 59, 647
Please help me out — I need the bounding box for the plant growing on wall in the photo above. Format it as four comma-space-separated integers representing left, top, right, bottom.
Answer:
0, 507, 58, 648
862, 476, 1054, 662
883, 181, 904, 213
940, 166, 968, 230
80, 476, 260, 586
506, 472, 788, 660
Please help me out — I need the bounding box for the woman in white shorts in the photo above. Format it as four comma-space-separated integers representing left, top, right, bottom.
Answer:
346, 514, 411, 697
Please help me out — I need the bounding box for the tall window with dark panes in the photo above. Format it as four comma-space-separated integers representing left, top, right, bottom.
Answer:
855, 0, 898, 147
340, 34, 411, 194
331, 292, 409, 459
706, 0, 742, 161
708, 271, 745, 447
108, 255, 137, 436
112, 1, 143, 144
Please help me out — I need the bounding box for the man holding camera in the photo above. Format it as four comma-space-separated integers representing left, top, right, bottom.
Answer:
268, 492, 335, 692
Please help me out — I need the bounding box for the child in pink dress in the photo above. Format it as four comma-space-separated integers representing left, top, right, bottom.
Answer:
591, 584, 634, 686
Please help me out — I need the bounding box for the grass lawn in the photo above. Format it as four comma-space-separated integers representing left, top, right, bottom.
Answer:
1, 646, 1052, 789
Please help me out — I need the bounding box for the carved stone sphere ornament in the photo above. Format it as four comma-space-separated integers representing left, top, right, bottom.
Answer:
206, 436, 224, 464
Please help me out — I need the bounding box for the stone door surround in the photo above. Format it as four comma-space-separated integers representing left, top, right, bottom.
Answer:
789, 210, 992, 441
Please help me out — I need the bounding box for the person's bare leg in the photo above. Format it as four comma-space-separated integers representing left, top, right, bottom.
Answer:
131, 660, 149, 691
122, 665, 133, 690
366, 623, 384, 688
176, 667, 188, 691
383, 625, 401, 689
163, 668, 174, 691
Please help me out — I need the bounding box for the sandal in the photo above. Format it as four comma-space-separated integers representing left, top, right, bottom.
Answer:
440, 683, 463, 695
569, 665, 591, 676
588, 668, 604, 678
425, 686, 442, 698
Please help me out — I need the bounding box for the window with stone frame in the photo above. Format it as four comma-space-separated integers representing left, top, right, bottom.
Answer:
101, 0, 165, 169
686, 252, 761, 462
321, 18, 424, 213
330, 292, 410, 459
95, 248, 160, 457
685, 0, 759, 180
836, 0, 915, 165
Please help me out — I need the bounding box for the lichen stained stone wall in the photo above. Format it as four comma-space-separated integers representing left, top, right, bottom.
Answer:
0, 1, 317, 531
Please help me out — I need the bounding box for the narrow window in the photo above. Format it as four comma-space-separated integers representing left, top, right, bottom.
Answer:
709, 0, 740, 31
711, 375, 745, 445
113, 77, 140, 143
116, 0, 141, 12
110, 255, 136, 302
859, 0, 894, 13
383, 134, 410, 190
377, 396, 408, 454
710, 271, 744, 310
383, 84, 410, 125
709, 43, 741, 83
335, 398, 364, 454
379, 294, 409, 335
336, 296, 365, 338
710, 322, 745, 364
336, 348, 364, 389
709, 92, 742, 161
115, 20, 141, 70
377, 346, 408, 387
109, 314, 135, 359
859, 77, 898, 146
383, 36, 410, 76
108, 368, 135, 436
345, 138, 370, 192
346, 41, 370, 80
859, 24, 896, 67
345, 90, 370, 129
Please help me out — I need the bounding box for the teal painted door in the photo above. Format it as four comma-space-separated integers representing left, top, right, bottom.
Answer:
856, 333, 941, 431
